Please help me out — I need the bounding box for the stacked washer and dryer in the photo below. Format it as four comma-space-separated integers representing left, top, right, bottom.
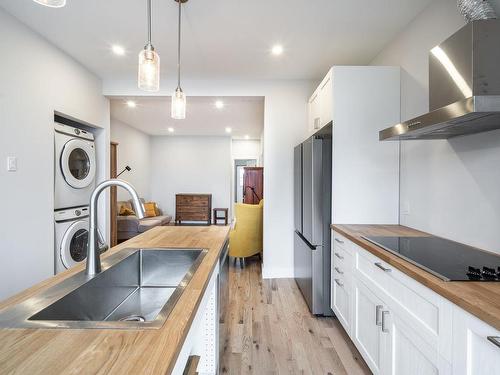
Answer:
54, 122, 102, 274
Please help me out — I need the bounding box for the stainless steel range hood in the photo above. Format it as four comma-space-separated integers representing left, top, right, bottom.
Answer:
380, 20, 500, 141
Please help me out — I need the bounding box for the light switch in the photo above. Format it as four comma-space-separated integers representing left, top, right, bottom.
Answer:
7, 156, 17, 172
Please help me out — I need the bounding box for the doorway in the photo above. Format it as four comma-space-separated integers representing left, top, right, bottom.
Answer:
234, 159, 257, 203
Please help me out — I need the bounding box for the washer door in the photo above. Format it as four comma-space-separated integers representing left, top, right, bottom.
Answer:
60, 138, 96, 189
60, 220, 88, 269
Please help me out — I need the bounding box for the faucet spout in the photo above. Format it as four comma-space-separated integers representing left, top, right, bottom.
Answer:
86, 179, 145, 276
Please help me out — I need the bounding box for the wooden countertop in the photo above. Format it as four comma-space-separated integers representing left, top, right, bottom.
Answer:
331, 224, 500, 331
0, 225, 230, 375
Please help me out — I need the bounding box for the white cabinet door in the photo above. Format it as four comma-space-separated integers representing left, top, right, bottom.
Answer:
382, 309, 443, 375
308, 90, 321, 132
332, 274, 351, 334
452, 307, 500, 375
319, 71, 333, 127
353, 279, 385, 375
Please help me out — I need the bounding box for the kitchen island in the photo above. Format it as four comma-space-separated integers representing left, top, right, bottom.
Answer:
0, 225, 230, 375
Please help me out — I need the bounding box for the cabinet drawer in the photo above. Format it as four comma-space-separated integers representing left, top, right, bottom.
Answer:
332, 244, 351, 269
332, 273, 351, 334
333, 231, 349, 251
176, 206, 209, 214
354, 245, 441, 346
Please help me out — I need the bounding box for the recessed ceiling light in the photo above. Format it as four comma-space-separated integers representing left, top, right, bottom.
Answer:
271, 44, 284, 56
225, 127, 232, 134
33, 0, 66, 8
126, 100, 137, 108
112, 45, 126, 56
168, 127, 174, 133
245, 135, 250, 140
215, 100, 224, 109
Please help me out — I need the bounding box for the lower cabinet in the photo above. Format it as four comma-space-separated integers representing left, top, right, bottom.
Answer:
452, 308, 500, 375
352, 279, 385, 374
331, 230, 500, 375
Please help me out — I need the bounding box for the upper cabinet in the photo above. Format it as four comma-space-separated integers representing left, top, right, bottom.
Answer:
308, 66, 401, 225
308, 68, 333, 133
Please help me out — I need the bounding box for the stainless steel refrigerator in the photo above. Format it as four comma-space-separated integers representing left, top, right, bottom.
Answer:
294, 125, 332, 316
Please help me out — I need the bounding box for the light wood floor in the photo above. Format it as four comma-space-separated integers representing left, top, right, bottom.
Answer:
220, 257, 371, 375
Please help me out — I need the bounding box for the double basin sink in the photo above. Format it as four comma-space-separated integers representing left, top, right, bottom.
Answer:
0, 248, 207, 329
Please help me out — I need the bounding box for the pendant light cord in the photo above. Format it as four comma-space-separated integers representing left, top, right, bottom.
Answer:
177, 0, 182, 89
147, 0, 152, 45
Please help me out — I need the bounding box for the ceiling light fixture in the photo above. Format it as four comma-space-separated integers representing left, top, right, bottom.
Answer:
33, 0, 66, 7
171, 0, 188, 119
245, 135, 250, 140
112, 45, 126, 56
215, 100, 224, 109
271, 44, 284, 56
126, 100, 137, 108
225, 127, 232, 134
168, 127, 175, 133
138, 0, 160, 92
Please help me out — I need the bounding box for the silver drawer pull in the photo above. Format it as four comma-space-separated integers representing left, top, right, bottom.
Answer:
375, 262, 391, 272
334, 252, 344, 260
334, 279, 344, 287
488, 336, 500, 349
381, 310, 390, 333
334, 267, 344, 275
375, 305, 383, 326
335, 238, 344, 244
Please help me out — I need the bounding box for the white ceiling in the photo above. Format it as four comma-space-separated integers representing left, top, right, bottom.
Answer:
110, 96, 264, 138
0, 0, 434, 81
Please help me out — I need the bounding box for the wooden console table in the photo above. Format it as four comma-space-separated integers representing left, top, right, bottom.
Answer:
175, 194, 212, 225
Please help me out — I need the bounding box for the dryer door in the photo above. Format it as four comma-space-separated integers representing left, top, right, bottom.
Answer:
60, 138, 96, 189
60, 220, 88, 269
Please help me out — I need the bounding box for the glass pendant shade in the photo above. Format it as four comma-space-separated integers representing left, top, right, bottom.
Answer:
171, 88, 186, 119
33, 0, 66, 7
138, 47, 160, 92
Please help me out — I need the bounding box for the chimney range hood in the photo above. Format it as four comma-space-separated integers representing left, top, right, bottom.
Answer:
380, 20, 500, 141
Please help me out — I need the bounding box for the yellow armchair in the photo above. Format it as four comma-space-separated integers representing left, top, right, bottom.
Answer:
229, 200, 263, 267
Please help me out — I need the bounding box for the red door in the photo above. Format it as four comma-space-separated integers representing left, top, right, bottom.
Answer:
243, 167, 263, 205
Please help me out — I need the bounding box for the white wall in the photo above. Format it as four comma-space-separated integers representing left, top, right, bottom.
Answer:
105, 79, 314, 278
371, 0, 500, 253
232, 139, 261, 164
150, 136, 232, 220
110, 119, 151, 201
0, 8, 110, 301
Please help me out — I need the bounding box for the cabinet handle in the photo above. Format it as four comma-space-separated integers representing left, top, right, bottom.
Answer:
335, 238, 344, 244
334, 267, 344, 275
381, 310, 389, 333
375, 262, 391, 272
334, 279, 344, 287
334, 252, 344, 260
375, 305, 383, 326
487, 336, 500, 349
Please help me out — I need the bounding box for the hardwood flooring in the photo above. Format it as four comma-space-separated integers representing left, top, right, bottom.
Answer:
220, 257, 371, 375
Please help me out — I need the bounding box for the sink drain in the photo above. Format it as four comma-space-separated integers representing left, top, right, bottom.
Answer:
119, 315, 146, 322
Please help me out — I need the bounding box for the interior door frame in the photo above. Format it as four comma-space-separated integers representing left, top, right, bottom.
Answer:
234, 159, 257, 203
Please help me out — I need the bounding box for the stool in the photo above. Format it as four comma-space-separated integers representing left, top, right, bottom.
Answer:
213, 208, 228, 225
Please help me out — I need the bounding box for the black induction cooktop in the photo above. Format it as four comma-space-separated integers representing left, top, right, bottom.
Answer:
362, 236, 500, 281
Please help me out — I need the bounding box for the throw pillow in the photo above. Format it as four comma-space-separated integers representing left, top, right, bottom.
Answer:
143, 202, 157, 218
119, 206, 135, 216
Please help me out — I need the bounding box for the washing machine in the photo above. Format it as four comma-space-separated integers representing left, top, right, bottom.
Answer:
54, 206, 90, 274
54, 123, 96, 210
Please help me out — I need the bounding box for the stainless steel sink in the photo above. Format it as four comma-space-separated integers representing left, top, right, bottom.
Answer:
0, 248, 207, 329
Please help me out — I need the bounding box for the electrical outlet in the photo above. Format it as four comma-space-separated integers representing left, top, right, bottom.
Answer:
7, 156, 17, 172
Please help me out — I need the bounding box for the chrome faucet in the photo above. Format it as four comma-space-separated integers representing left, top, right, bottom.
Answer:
86, 179, 145, 276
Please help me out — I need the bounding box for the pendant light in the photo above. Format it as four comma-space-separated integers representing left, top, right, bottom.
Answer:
171, 0, 187, 120
138, 0, 160, 92
33, 0, 66, 7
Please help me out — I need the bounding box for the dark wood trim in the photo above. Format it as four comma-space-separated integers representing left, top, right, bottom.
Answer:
110, 142, 118, 247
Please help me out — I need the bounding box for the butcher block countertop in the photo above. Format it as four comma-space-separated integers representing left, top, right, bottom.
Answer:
332, 224, 500, 331
0, 225, 230, 375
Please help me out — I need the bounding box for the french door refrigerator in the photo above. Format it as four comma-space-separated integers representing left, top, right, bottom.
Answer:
294, 128, 332, 316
